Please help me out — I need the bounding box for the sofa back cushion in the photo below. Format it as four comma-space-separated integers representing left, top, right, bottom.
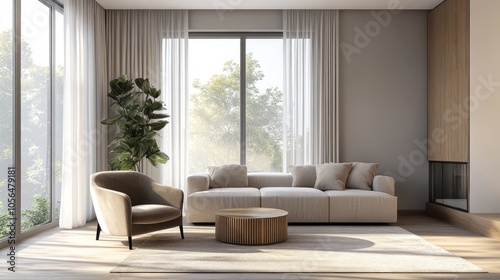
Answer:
314, 163, 353, 190
290, 165, 316, 187
207, 164, 248, 188
346, 162, 379, 190
248, 172, 293, 188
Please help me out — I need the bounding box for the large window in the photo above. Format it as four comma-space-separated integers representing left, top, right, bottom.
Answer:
0, 0, 63, 244
21, 0, 52, 232
0, 0, 14, 239
188, 34, 283, 173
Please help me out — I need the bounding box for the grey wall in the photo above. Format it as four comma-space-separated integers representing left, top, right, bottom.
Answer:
339, 10, 428, 210
470, 0, 500, 213
189, 10, 282, 32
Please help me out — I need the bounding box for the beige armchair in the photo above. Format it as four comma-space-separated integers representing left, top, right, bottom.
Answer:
90, 171, 184, 249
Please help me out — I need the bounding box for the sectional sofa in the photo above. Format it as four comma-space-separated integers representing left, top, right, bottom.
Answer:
186, 163, 398, 223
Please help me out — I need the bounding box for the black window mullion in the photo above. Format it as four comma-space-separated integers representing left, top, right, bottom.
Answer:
14, 0, 22, 242
240, 36, 246, 166
49, 4, 56, 222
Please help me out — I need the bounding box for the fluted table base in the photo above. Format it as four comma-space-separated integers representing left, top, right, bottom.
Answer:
215, 207, 288, 245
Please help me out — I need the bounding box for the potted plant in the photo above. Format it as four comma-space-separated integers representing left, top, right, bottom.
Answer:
101, 75, 169, 172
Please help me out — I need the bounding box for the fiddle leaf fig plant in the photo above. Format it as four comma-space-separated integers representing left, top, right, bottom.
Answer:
101, 75, 169, 172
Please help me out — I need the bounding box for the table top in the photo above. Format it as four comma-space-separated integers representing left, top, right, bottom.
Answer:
216, 207, 288, 219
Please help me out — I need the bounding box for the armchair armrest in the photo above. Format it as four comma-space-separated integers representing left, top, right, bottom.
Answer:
372, 175, 396, 196
90, 186, 132, 236
150, 182, 184, 209
186, 173, 210, 196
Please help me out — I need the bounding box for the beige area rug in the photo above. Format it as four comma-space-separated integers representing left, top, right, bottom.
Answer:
112, 225, 484, 273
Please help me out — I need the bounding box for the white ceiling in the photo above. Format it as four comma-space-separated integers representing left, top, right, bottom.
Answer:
96, 0, 443, 10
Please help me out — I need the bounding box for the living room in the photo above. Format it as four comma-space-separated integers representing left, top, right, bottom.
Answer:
1, 0, 500, 279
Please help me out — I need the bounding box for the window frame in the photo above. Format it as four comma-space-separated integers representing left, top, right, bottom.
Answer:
0, 0, 63, 249
188, 32, 283, 168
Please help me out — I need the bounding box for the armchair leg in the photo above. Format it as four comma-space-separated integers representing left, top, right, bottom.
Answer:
128, 236, 132, 250
96, 222, 101, 240
179, 225, 184, 239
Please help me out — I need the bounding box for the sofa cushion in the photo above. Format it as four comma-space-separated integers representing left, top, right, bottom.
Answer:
290, 165, 316, 187
132, 204, 182, 224
187, 188, 260, 223
346, 162, 379, 190
325, 189, 397, 223
260, 187, 329, 222
248, 172, 293, 188
207, 164, 248, 188
314, 163, 353, 190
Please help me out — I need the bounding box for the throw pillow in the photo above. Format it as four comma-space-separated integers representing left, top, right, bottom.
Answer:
314, 163, 353, 191
346, 162, 379, 190
207, 164, 248, 188
290, 165, 316, 187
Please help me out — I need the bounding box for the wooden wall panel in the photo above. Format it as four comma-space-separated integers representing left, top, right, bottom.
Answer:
428, 0, 470, 162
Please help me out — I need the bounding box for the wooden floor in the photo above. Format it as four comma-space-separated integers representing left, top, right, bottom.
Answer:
1, 214, 500, 280
426, 203, 500, 241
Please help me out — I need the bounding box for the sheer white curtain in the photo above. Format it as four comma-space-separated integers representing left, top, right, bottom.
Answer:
283, 10, 339, 168
161, 15, 189, 189
106, 10, 188, 187
60, 0, 107, 229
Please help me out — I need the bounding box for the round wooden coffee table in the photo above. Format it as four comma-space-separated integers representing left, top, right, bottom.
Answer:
215, 207, 288, 245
